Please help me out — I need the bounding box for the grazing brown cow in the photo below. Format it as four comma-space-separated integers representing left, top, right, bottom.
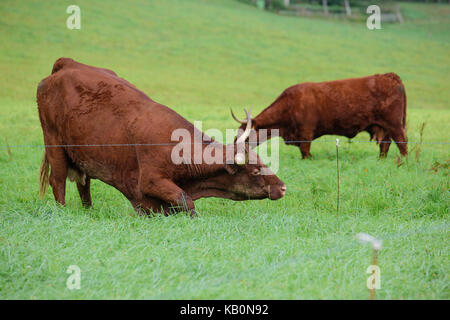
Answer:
37, 58, 286, 217
232, 73, 407, 159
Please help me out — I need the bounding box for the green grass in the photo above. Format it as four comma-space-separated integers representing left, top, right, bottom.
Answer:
0, 0, 448, 299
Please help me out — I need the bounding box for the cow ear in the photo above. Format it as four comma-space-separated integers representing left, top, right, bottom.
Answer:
225, 164, 238, 175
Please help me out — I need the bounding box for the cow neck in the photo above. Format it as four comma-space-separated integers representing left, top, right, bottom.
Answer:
255, 97, 286, 129
184, 143, 228, 179
181, 170, 232, 201
185, 162, 224, 178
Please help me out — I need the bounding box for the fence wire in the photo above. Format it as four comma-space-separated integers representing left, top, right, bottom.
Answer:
0, 140, 449, 149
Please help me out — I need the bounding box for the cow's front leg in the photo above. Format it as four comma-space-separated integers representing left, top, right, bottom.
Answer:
140, 178, 196, 217
130, 196, 170, 216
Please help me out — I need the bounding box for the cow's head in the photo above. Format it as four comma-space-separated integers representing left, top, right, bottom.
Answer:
193, 110, 286, 201
220, 146, 286, 201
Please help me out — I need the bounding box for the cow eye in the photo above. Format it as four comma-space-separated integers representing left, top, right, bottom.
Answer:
252, 169, 261, 176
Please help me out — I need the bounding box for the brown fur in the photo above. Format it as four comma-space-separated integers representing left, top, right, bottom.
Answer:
238, 73, 408, 159
37, 58, 285, 215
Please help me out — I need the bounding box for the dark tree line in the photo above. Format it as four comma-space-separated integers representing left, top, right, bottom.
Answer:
261, 0, 449, 9
249, 0, 447, 22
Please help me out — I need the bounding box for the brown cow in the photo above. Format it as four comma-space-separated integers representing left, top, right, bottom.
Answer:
232, 73, 407, 159
37, 58, 286, 217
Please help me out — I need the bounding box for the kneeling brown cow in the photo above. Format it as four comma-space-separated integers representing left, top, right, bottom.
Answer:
37, 58, 286, 216
232, 73, 407, 159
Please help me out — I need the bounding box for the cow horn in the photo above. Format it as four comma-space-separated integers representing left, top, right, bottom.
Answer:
230, 108, 247, 124
235, 109, 252, 165
236, 109, 252, 145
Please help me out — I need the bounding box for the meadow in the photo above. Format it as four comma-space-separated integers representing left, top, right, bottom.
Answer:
0, 0, 448, 299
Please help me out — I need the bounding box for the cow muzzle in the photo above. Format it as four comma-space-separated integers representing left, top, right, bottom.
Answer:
269, 184, 286, 200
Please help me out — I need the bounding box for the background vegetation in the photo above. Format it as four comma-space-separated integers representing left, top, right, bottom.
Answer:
243, 0, 448, 23
0, 0, 448, 299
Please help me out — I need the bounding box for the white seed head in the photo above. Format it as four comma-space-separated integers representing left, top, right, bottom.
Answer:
356, 232, 375, 243
356, 232, 382, 251
372, 239, 382, 251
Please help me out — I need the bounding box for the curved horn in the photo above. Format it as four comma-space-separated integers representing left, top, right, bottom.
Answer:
236, 109, 252, 145
234, 109, 252, 165
230, 108, 247, 124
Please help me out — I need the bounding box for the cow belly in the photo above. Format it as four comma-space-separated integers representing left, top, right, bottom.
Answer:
315, 116, 370, 139
64, 144, 135, 187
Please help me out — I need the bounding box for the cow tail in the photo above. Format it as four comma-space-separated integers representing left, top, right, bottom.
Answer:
39, 150, 50, 198
393, 73, 407, 129
402, 84, 407, 129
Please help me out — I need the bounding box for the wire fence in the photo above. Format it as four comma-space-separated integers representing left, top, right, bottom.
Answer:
1, 136, 447, 213
1, 135, 447, 209
1, 140, 450, 149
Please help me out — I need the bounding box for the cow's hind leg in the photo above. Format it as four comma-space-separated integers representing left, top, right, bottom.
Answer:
391, 128, 408, 156
68, 166, 91, 207
299, 141, 312, 159
76, 176, 92, 208
368, 125, 392, 158
45, 147, 69, 205
379, 135, 392, 158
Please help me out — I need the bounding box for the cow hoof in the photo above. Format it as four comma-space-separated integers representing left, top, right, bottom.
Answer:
81, 202, 92, 208
189, 210, 198, 218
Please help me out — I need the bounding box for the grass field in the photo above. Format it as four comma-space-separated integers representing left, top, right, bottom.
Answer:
0, 0, 449, 299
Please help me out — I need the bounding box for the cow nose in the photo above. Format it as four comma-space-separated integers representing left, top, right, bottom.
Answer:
269, 184, 286, 200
